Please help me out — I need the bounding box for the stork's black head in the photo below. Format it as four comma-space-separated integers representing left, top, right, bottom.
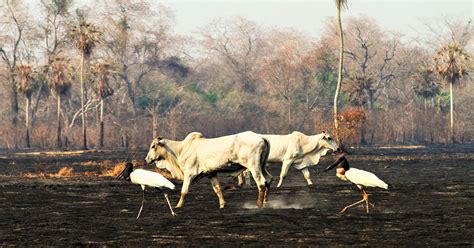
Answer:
116, 162, 134, 181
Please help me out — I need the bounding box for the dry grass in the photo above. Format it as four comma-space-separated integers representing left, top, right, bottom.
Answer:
101, 162, 126, 177
22, 167, 75, 178
19, 160, 176, 179
54, 167, 74, 177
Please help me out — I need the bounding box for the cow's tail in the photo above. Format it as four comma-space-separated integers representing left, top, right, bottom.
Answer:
260, 137, 272, 186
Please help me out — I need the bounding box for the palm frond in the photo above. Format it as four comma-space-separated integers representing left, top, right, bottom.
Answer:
49, 57, 72, 96
335, 0, 349, 10
433, 43, 471, 84
16, 65, 34, 97
70, 22, 103, 57
90, 60, 117, 99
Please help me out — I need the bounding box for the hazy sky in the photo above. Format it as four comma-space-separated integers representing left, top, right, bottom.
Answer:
158, 0, 472, 40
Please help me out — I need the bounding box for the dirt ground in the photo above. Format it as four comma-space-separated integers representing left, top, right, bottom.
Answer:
0, 146, 473, 246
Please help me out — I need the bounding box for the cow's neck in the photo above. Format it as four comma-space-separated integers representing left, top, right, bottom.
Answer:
312, 133, 325, 150
164, 140, 184, 158
162, 139, 185, 181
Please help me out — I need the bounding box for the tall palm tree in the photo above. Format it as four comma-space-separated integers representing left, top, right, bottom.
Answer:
16, 65, 34, 148
49, 57, 72, 148
71, 21, 102, 149
333, 0, 349, 142
91, 60, 115, 148
433, 43, 471, 143
412, 67, 439, 143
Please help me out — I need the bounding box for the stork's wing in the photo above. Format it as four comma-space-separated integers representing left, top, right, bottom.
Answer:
345, 168, 388, 189
131, 169, 176, 190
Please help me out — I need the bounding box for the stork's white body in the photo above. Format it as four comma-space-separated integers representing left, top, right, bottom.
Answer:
117, 164, 177, 219
130, 169, 175, 191
338, 168, 388, 190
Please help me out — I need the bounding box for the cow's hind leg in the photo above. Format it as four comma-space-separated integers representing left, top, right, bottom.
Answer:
301, 167, 313, 186
210, 176, 226, 208
247, 167, 267, 208
263, 168, 273, 205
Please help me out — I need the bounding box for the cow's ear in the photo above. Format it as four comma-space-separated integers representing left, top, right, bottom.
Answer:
157, 136, 164, 140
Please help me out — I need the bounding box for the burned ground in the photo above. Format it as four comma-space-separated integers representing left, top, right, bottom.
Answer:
0, 146, 473, 246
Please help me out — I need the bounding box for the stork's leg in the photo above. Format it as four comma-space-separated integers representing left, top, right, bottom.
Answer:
301, 167, 313, 186
277, 159, 293, 188
362, 190, 370, 213
156, 188, 176, 216
210, 176, 226, 208
136, 189, 146, 220
340, 198, 365, 214
163, 193, 177, 216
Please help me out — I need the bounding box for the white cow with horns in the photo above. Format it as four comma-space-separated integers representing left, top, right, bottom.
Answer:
145, 131, 272, 209
236, 131, 340, 188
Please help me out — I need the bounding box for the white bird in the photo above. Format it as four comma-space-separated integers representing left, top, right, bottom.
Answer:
325, 155, 389, 213
117, 162, 176, 219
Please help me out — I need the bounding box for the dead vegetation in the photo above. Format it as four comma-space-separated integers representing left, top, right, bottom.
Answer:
23, 167, 75, 178
17, 160, 174, 179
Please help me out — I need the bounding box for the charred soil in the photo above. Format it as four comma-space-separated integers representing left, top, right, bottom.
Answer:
0, 146, 473, 246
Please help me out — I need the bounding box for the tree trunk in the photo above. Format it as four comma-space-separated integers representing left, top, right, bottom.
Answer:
10, 83, 19, 125
449, 80, 455, 144
424, 98, 427, 143
80, 52, 87, 149
56, 94, 62, 148
25, 96, 31, 148
333, 5, 344, 142
287, 99, 292, 131
99, 99, 104, 148
152, 105, 158, 138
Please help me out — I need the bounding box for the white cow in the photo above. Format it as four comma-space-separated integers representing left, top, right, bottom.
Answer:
145, 131, 272, 209
252, 131, 339, 188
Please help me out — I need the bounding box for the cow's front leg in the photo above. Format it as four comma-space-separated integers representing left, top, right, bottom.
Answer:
301, 167, 313, 186
277, 159, 293, 188
210, 176, 226, 208
175, 173, 194, 208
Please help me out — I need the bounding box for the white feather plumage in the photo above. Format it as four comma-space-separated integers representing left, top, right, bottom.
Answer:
130, 169, 175, 190
344, 168, 388, 189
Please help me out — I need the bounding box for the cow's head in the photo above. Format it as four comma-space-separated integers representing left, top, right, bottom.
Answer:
145, 136, 184, 180
320, 131, 340, 152
145, 136, 166, 164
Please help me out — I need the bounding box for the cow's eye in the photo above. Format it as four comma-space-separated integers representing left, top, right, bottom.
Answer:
152, 145, 155, 149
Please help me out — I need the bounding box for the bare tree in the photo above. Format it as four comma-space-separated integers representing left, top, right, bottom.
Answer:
0, 0, 26, 128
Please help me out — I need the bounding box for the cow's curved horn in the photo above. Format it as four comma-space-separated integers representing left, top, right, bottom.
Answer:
158, 136, 164, 140
158, 139, 165, 146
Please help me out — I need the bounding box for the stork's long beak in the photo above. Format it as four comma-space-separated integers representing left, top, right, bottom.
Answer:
116, 167, 127, 180
324, 163, 338, 172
